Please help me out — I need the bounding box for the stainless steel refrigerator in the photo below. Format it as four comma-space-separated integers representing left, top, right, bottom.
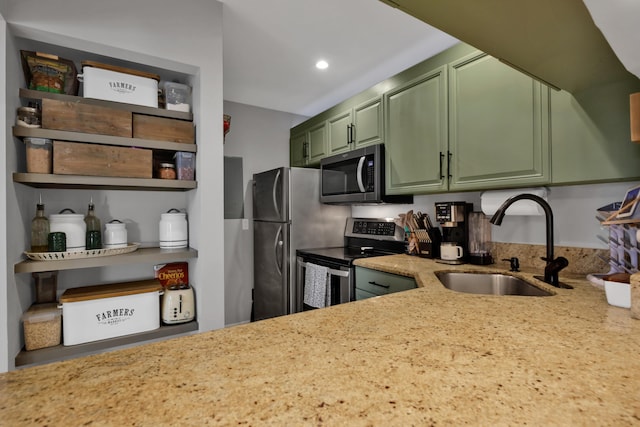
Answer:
252, 167, 350, 321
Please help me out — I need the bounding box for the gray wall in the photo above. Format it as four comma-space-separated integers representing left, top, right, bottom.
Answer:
223, 101, 307, 326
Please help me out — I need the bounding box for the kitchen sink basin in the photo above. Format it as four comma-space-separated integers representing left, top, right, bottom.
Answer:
435, 272, 553, 296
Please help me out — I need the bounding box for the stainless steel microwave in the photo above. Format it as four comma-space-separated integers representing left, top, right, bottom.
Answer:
319, 144, 413, 204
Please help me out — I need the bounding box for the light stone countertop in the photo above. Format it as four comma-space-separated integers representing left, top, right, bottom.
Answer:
1, 254, 640, 426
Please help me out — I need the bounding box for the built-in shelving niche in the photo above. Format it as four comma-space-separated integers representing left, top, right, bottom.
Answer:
10, 35, 200, 369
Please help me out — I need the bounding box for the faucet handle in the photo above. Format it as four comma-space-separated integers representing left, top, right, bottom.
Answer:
541, 256, 569, 266
543, 256, 570, 287
502, 257, 520, 272
546, 256, 569, 270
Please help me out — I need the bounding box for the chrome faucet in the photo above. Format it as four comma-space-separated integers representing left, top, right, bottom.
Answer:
489, 193, 569, 288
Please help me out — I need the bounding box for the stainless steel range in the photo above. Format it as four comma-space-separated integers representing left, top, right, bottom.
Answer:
296, 217, 406, 310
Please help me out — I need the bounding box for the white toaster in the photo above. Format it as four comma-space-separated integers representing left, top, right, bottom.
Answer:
161, 285, 195, 324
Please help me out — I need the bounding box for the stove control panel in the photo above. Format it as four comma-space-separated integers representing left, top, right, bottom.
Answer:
351, 220, 396, 236
345, 218, 404, 241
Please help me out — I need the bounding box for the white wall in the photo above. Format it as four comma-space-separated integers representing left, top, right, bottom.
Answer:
1, 0, 224, 371
352, 181, 638, 250
0, 9, 8, 373
223, 101, 307, 326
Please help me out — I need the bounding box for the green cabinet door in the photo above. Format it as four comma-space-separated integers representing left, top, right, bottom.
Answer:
384, 65, 448, 195
327, 109, 352, 156
290, 131, 307, 167
307, 122, 328, 166
353, 97, 383, 149
448, 52, 550, 191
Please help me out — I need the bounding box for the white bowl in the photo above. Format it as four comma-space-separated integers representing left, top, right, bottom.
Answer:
604, 280, 631, 308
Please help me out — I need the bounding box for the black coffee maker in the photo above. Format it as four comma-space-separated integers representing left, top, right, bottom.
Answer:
435, 201, 472, 263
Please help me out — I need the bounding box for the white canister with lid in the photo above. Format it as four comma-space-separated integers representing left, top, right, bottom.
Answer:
49, 209, 86, 252
159, 209, 188, 249
104, 220, 128, 249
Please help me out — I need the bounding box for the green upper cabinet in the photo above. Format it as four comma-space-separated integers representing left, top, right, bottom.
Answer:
550, 83, 640, 184
289, 121, 328, 167
384, 66, 448, 194
291, 41, 640, 185
327, 96, 383, 156
290, 130, 308, 167
448, 52, 550, 191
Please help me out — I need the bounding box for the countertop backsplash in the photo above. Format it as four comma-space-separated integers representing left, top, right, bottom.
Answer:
490, 242, 609, 276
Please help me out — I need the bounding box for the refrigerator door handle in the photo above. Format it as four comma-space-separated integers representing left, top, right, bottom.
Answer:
274, 225, 284, 276
272, 169, 282, 219
356, 155, 366, 193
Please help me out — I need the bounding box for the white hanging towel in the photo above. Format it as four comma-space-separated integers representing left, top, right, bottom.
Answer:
303, 263, 330, 308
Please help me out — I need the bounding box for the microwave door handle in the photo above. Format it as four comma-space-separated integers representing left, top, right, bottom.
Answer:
356, 156, 366, 193
272, 169, 281, 218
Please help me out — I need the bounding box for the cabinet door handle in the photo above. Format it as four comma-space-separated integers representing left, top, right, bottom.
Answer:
303, 141, 308, 157
368, 280, 390, 289
447, 151, 452, 179
349, 124, 355, 144
439, 152, 445, 179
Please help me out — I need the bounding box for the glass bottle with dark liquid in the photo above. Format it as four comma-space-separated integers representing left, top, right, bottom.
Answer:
31, 197, 49, 252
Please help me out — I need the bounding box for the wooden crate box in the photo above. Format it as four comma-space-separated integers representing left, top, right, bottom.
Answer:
42, 98, 132, 137
133, 114, 195, 144
53, 141, 152, 178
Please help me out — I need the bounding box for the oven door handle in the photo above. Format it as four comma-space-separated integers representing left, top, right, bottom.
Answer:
298, 260, 350, 278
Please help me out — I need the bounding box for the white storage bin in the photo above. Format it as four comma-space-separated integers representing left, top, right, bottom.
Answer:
604, 280, 631, 308
79, 61, 159, 108
59, 279, 163, 345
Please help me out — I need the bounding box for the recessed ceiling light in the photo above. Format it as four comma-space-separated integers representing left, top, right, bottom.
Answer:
316, 60, 329, 70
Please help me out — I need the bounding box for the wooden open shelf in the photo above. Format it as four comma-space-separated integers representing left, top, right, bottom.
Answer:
15, 321, 199, 368
13, 126, 197, 153
15, 247, 198, 274
13, 173, 196, 191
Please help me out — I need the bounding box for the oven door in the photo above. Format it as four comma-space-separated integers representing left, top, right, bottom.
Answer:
296, 256, 352, 311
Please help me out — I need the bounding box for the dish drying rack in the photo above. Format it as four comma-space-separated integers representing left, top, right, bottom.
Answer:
596, 202, 639, 275
396, 210, 442, 258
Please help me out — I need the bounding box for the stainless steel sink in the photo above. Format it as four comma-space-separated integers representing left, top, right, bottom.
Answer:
435, 272, 553, 296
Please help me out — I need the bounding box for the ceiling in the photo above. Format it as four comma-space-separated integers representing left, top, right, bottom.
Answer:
220, 0, 457, 118
220, 0, 639, 119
